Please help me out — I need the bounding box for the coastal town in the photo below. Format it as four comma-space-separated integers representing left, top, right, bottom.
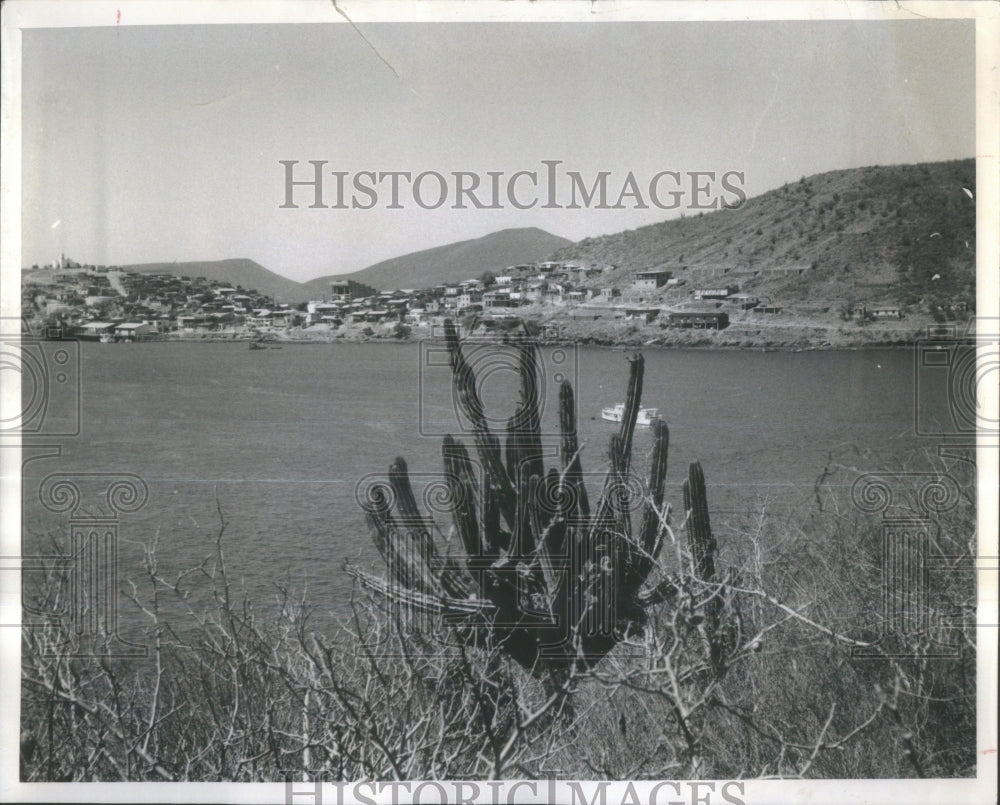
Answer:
21, 252, 969, 348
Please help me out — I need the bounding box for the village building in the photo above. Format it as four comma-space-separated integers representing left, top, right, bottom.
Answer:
631, 270, 673, 290
483, 290, 520, 310
726, 293, 760, 310
871, 304, 903, 319
693, 285, 740, 301
77, 321, 117, 340
624, 307, 660, 323
114, 322, 157, 342
667, 310, 730, 330
330, 279, 378, 301
456, 290, 483, 310
246, 310, 274, 328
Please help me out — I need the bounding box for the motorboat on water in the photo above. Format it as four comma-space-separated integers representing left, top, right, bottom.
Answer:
601, 403, 660, 425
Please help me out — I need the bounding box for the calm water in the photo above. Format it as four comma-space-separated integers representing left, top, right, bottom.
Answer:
22, 341, 945, 632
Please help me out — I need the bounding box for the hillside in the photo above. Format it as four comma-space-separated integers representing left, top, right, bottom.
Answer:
549, 159, 976, 310
302, 227, 571, 296
119, 228, 569, 302
122, 258, 309, 303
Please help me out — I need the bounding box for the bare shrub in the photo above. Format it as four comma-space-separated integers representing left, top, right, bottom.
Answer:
20, 334, 976, 781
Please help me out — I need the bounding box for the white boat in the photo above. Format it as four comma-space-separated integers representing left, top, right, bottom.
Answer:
601, 403, 660, 425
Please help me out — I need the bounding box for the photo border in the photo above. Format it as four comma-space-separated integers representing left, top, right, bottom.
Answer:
2, 2, 996, 804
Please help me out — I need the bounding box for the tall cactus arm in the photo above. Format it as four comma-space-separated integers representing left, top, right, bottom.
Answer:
626, 418, 670, 592
683, 461, 725, 675
444, 321, 518, 529
558, 380, 590, 521
617, 354, 644, 475
514, 340, 545, 485
442, 436, 481, 557
683, 462, 717, 583
638, 419, 670, 576
362, 497, 437, 597
388, 457, 434, 555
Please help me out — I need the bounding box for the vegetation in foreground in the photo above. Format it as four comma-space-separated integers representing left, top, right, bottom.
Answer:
20, 335, 976, 782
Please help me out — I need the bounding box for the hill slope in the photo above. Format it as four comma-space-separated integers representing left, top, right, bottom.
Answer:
122, 258, 309, 303
302, 227, 571, 296
549, 159, 975, 308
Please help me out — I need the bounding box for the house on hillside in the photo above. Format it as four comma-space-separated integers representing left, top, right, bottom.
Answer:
114, 322, 157, 342
726, 293, 760, 310
631, 270, 672, 290
306, 301, 343, 325
330, 279, 378, 301
693, 285, 739, 301
624, 307, 660, 323
456, 290, 483, 310
667, 310, 730, 330
77, 321, 117, 340
871, 304, 903, 319
935, 300, 970, 315
177, 316, 212, 332
246, 310, 273, 328
483, 290, 520, 310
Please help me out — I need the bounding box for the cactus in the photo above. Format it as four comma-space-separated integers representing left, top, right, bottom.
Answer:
351, 320, 726, 675
683, 461, 726, 675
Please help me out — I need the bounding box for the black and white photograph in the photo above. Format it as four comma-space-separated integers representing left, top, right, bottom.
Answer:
2, 2, 997, 803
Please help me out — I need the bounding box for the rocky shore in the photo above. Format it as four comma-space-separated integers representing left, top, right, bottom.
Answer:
159, 310, 942, 350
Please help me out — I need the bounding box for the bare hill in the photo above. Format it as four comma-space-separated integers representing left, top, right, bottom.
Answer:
302, 227, 571, 296
550, 159, 975, 309
122, 258, 309, 303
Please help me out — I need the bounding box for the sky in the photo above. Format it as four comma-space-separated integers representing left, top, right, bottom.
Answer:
20, 19, 975, 282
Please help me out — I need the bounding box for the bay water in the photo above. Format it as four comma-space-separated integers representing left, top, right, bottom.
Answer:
21, 341, 946, 635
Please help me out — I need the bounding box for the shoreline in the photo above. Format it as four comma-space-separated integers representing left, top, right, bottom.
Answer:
67, 305, 965, 352
101, 328, 930, 352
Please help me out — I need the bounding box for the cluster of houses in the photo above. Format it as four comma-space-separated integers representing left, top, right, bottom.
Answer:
22, 260, 290, 340
299, 263, 794, 333
301, 262, 614, 330
617, 271, 768, 330
24, 255, 921, 341
616, 268, 910, 329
